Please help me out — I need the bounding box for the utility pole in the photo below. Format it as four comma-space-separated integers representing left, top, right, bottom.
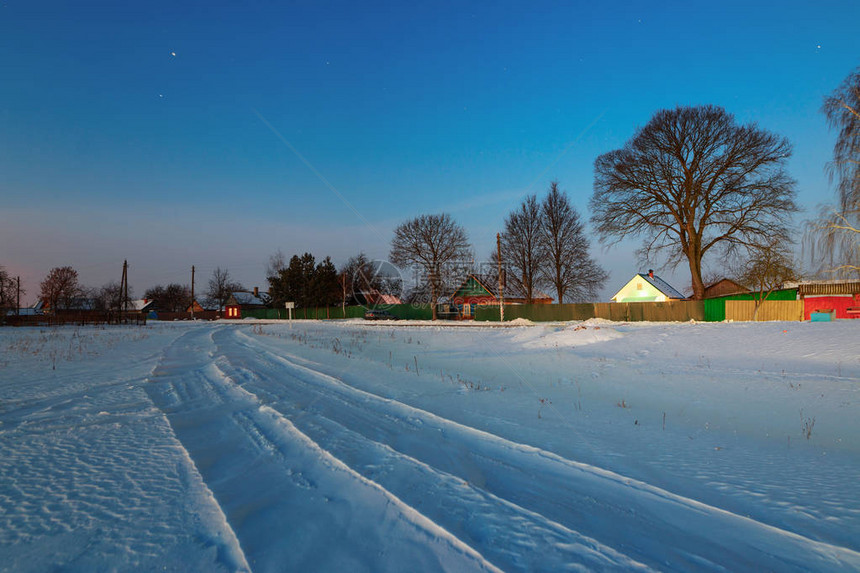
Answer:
497, 233, 505, 322
16, 276, 20, 316
191, 265, 195, 319
120, 260, 129, 316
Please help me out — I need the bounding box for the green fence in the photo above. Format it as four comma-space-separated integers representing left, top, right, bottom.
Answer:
240, 306, 366, 320
385, 304, 434, 320
703, 289, 798, 322
239, 304, 433, 321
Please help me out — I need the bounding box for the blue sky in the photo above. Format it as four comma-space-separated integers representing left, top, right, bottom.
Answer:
1, 1, 858, 303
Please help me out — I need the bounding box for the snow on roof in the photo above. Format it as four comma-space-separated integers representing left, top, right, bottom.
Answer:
638, 273, 686, 300
129, 299, 154, 311
784, 280, 860, 296
230, 291, 270, 306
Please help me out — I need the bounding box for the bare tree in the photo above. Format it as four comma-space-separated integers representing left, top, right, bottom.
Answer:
736, 241, 797, 321
805, 67, 860, 277
0, 266, 21, 316
206, 267, 243, 311
94, 281, 134, 311
144, 283, 191, 312
591, 105, 799, 300
389, 213, 472, 320
500, 195, 545, 303
40, 266, 82, 312
265, 249, 287, 282
540, 181, 608, 302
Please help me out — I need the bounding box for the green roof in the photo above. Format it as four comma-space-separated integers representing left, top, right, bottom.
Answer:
452, 276, 494, 299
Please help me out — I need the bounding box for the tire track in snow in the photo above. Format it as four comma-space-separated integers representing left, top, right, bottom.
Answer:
144, 328, 252, 573
215, 330, 652, 572
222, 327, 860, 572
146, 326, 501, 573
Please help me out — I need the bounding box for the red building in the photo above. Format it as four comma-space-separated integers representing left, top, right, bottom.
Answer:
789, 281, 860, 320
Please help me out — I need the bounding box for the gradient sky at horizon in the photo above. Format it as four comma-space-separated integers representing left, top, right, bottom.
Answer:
2, 1, 858, 304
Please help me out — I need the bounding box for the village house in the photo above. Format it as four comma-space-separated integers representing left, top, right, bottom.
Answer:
447, 274, 553, 319
610, 270, 686, 303
224, 288, 270, 319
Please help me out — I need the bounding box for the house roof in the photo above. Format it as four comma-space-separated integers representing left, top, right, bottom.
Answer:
456, 274, 554, 302
7, 308, 40, 316
362, 291, 402, 305
705, 277, 750, 298
187, 299, 219, 312
638, 273, 686, 299
784, 280, 860, 296
129, 299, 154, 311
611, 272, 686, 301
228, 291, 270, 307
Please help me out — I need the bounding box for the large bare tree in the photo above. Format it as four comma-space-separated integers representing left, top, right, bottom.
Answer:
591, 105, 798, 300
389, 213, 472, 320
500, 194, 545, 303
206, 267, 244, 311
40, 266, 82, 312
805, 67, 860, 277
540, 181, 608, 302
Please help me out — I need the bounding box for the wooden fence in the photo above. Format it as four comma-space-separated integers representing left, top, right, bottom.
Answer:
154, 311, 220, 321
475, 300, 705, 322
139, 300, 806, 324
3, 312, 147, 327
725, 300, 804, 322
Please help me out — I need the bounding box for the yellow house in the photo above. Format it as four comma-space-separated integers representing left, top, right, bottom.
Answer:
611, 270, 686, 302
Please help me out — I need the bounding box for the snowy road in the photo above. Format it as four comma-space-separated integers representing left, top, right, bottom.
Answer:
2, 320, 859, 571
149, 324, 858, 572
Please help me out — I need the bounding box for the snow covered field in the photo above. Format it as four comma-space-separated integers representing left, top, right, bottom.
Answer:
1, 319, 858, 572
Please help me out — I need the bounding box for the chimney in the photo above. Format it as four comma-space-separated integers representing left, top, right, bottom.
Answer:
648, 269, 654, 278
253, 286, 259, 297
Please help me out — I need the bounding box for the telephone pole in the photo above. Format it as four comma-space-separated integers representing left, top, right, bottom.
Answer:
497, 233, 505, 322
190, 265, 195, 319
120, 260, 129, 315
16, 276, 21, 316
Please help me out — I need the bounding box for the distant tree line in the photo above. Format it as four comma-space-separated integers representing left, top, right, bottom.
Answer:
26, 265, 246, 315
